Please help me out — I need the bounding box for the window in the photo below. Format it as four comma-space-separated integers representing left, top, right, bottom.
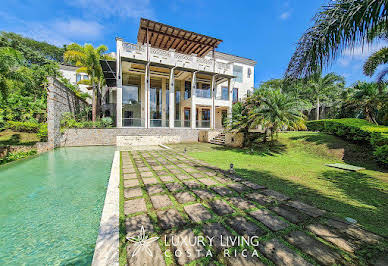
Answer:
184, 81, 191, 99
76, 74, 81, 83
233, 88, 238, 103
197, 83, 211, 98
221, 87, 229, 100
201, 109, 210, 121
247, 68, 251, 78
83, 75, 89, 80
233, 65, 243, 83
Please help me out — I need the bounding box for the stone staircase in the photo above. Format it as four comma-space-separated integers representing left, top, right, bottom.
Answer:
209, 133, 226, 145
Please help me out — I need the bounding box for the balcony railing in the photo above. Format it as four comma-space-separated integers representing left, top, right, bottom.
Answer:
123, 118, 145, 127
196, 120, 210, 128
150, 119, 169, 128
121, 42, 232, 75
174, 120, 191, 128
196, 89, 211, 98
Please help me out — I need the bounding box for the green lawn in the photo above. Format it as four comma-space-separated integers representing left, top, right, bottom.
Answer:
169, 131, 388, 237
0, 130, 39, 146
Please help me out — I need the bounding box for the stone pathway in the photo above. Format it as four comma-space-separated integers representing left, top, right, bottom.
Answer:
120, 150, 385, 265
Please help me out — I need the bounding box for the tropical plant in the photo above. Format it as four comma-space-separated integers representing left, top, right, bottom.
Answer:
305, 71, 345, 120
0, 47, 24, 101
64, 43, 111, 122
286, 0, 387, 79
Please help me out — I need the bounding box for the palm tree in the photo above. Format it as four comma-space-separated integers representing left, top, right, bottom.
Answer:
64, 43, 110, 122
305, 71, 345, 120
286, 0, 387, 79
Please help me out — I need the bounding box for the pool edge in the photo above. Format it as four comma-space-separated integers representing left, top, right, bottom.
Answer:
92, 150, 120, 266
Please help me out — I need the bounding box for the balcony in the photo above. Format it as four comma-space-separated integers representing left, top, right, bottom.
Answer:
121, 42, 233, 76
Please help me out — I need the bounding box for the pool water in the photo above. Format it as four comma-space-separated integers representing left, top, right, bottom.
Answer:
0, 146, 115, 265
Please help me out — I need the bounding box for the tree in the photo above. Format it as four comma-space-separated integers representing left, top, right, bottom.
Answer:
64, 43, 111, 122
305, 71, 345, 120
286, 0, 387, 79
0, 47, 24, 101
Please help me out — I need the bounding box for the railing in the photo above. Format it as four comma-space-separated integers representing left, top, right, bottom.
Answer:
196, 120, 211, 128
196, 89, 211, 98
122, 118, 145, 127
150, 119, 169, 128
123, 43, 144, 52
216, 95, 229, 101
174, 120, 191, 128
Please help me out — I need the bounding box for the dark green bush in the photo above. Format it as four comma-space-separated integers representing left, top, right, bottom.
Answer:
37, 124, 48, 142
306, 118, 388, 166
0, 149, 37, 165
5, 121, 40, 133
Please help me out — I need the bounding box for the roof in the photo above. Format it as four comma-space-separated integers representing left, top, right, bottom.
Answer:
137, 18, 222, 57
100, 60, 116, 87
214, 51, 256, 66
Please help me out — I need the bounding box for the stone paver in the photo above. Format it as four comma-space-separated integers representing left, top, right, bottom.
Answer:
184, 203, 212, 222
209, 200, 234, 215
262, 189, 290, 201
137, 167, 149, 172
201, 223, 233, 251
156, 170, 169, 176
193, 188, 214, 200
122, 168, 136, 174
259, 238, 312, 266
175, 174, 191, 180
165, 165, 176, 169
174, 191, 196, 204
150, 195, 172, 209
225, 254, 266, 266
152, 165, 164, 170
160, 175, 175, 182
204, 171, 217, 177
124, 179, 140, 188
157, 209, 186, 229
250, 209, 288, 231
183, 180, 201, 189
286, 200, 326, 218
191, 172, 205, 178
124, 187, 143, 198
229, 197, 257, 210
242, 181, 265, 190
142, 177, 159, 185
214, 176, 230, 184
326, 219, 381, 244
228, 216, 266, 237
146, 184, 165, 195
247, 193, 275, 205
124, 198, 147, 215
285, 231, 343, 265
165, 182, 184, 192
183, 167, 196, 173
271, 205, 309, 224
211, 186, 234, 196
140, 171, 154, 178
125, 214, 154, 236
127, 240, 165, 266
170, 169, 182, 174
228, 182, 248, 193
199, 178, 219, 186
307, 224, 356, 253
169, 229, 205, 265
123, 173, 137, 179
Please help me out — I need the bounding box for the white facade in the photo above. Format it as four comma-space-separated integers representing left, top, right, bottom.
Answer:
59, 65, 92, 103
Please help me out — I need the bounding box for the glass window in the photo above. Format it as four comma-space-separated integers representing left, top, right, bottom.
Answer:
202, 109, 210, 121
247, 68, 251, 78
233, 65, 243, 83
122, 85, 141, 127
197, 83, 211, 98
175, 89, 181, 120
76, 74, 81, 83
221, 87, 229, 100
184, 81, 191, 99
233, 88, 238, 103
83, 75, 89, 80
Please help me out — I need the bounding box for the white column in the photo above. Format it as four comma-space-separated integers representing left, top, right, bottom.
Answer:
210, 75, 216, 129
161, 77, 166, 124
227, 78, 232, 120
144, 63, 150, 128
169, 68, 175, 128
191, 72, 197, 129
116, 38, 123, 128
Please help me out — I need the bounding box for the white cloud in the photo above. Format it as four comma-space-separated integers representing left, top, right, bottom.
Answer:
68, 0, 154, 19
342, 42, 386, 59
279, 11, 291, 20
54, 19, 103, 39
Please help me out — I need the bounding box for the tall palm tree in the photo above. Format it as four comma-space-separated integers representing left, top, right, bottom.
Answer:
286, 0, 387, 79
64, 43, 110, 122
250, 89, 306, 142
306, 71, 345, 120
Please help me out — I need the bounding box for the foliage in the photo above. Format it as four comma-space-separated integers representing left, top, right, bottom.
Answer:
0, 149, 37, 165
5, 121, 41, 133
363, 47, 388, 84
306, 118, 388, 165
286, 0, 387, 78
37, 124, 48, 142
101, 117, 113, 128
60, 112, 112, 129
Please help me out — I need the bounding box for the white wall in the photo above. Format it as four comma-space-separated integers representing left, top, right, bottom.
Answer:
59, 65, 93, 103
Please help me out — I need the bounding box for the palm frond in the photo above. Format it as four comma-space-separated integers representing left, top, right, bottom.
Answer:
363, 47, 388, 76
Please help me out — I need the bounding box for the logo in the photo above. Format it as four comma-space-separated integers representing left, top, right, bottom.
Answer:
126, 226, 160, 257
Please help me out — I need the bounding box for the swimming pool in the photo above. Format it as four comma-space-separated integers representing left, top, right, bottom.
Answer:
0, 146, 115, 265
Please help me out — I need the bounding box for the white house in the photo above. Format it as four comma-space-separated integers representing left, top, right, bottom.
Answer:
59, 64, 92, 103
99, 18, 256, 129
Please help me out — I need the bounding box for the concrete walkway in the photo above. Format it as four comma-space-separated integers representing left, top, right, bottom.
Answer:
121, 150, 384, 265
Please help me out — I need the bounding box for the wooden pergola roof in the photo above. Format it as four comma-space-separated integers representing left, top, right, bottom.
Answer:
137, 18, 223, 57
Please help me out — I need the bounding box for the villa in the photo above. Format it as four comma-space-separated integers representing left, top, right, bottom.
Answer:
99, 18, 256, 130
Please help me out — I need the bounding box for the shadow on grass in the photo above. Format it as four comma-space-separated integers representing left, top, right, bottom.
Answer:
233, 167, 388, 239
210, 141, 287, 157
0, 133, 38, 146
289, 132, 386, 172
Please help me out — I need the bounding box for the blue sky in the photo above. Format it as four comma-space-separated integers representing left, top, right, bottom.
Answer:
0, 0, 384, 87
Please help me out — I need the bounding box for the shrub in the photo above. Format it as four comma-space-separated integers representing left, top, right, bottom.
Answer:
306, 118, 388, 166
0, 149, 37, 165
60, 112, 114, 129
37, 124, 48, 142
101, 117, 113, 128
5, 121, 40, 132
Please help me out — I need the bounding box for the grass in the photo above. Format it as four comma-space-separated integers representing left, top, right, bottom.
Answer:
0, 130, 39, 146
169, 131, 388, 237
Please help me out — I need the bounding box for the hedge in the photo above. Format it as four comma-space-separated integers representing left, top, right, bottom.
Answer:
306, 118, 388, 166
5, 121, 41, 133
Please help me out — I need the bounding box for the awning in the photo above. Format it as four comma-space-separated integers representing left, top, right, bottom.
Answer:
100, 60, 116, 87
137, 18, 222, 57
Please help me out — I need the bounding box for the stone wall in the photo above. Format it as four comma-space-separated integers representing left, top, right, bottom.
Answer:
47, 77, 88, 148
60, 128, 200, 146
225, 132, 244, 148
